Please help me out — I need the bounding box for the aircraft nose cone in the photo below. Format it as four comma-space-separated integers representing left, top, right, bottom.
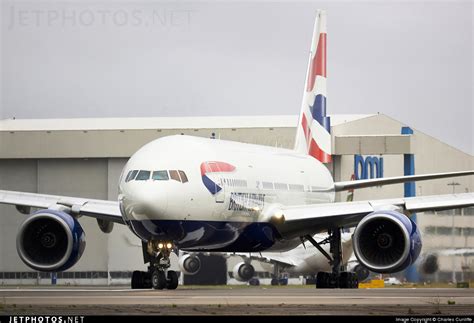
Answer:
124, 186, 168, 220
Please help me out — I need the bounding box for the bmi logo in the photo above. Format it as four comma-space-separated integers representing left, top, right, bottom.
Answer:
354, 155, 384, 180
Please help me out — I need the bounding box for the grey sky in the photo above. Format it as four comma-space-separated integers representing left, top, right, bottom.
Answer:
1, 0, 472, 155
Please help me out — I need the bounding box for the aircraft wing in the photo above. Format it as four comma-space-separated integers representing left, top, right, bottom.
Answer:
0, 190, 124, 224
272, 193, 474, 239
231, 252, 298, 268
334, 170, 474, 191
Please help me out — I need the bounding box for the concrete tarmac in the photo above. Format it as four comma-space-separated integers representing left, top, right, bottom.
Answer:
1, 286, 473, 315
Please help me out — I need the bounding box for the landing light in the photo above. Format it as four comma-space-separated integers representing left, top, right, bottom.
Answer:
158, 243, 164, 249
272, 211, 285, 224
166, 242, 173, 249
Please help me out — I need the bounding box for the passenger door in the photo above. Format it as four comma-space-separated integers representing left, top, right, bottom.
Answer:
208, 162, 225, 203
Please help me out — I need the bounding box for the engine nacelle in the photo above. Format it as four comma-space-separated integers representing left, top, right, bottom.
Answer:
418, 253, 439, 275
347, 262, 371, 282
353, 264, 370, 281
353, 210, 422, 273
16, 209, 86, 272
97, 219, 114, 234
178, 254, 201, 275
232, 262, 255, 282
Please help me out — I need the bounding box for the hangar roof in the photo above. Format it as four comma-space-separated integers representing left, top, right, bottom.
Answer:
0, 114, 374, 131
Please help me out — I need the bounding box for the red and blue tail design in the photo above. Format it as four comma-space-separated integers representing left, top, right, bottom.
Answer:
294, 10, 332, 163
200, 161, 236, 194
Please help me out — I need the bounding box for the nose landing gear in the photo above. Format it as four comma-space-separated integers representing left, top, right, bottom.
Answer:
131, 240, 179, 290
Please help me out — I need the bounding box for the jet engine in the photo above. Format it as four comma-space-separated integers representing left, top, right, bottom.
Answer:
418, 253, 439, 275
353, 210, 421, 273
178, 254, 201, 275
16, 209, 86, 272
352, 263, 370, 282
232, 262, 255, 282
346, 260, 370, 281
97, 219, 114, 234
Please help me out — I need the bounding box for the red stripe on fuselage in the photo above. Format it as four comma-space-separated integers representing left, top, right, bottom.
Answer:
306, 33, 326, 92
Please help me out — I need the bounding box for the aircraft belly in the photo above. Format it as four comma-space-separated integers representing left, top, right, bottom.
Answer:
127, 219, 281, 252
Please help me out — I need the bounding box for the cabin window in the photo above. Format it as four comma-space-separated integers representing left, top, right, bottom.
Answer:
169, 170, 181, 182
178, 170, 188, 183
136, 170, 151, 181
152, 170, 169, 181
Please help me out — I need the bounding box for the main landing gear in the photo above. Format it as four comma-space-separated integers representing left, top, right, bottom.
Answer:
131, 240, 179, 290
303, 228, 358, 289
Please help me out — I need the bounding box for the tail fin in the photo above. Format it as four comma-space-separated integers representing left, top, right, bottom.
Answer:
294, 10, 332, 163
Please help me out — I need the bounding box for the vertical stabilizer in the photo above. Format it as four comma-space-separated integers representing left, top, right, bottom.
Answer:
294, 10, 332, 163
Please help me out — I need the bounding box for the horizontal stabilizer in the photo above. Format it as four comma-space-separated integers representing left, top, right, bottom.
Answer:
334, 170, 474, 192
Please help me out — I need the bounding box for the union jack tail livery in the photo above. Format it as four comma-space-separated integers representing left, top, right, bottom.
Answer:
294, 10, 332, 163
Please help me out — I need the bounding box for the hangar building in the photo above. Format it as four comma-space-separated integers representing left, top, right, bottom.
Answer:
0, 114, 472, 285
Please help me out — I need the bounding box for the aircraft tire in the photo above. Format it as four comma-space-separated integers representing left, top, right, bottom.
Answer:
316, 272, 329, 288
131, 270, 144, 289
338, 272, 350, 288
152, 270, 166, 290
141, 271, 152, 289
166, 270, 179, 290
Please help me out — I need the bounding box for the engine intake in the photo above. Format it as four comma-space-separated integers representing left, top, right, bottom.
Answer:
16, 209, 86, 272
178, 254, 201, 275
353, 210, 421, 273
232, 262, 255, 282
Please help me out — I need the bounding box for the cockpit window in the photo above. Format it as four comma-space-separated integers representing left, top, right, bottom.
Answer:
152, 170, 169, 181
127, 169, 187, 183
136, 170, 151, 181
178, 170, 188, 183
126, 170, 139, 182
169, 170, 181, 182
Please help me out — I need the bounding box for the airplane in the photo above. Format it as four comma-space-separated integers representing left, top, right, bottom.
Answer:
223, 235, 454, 286
178, 233, 359, 285
224, 233, 369, 287
1, 10, 473, 290
214, 244, 472, 286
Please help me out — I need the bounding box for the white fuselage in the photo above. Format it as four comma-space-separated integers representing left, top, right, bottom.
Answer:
118, 135, 335, 252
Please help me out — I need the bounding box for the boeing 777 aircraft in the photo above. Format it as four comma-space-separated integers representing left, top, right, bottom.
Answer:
1, 10, 473, 290
223, 232, 368, 286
